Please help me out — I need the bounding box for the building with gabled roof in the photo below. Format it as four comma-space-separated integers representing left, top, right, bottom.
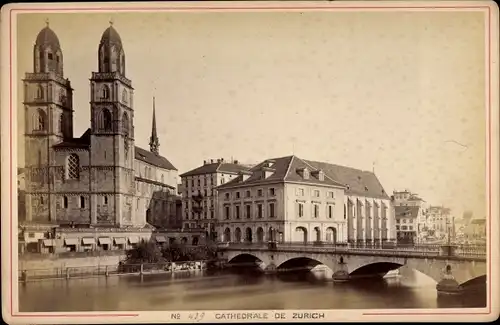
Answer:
20, 22, 180, 254
216, 155, 395, 245
179, 158, 251, 233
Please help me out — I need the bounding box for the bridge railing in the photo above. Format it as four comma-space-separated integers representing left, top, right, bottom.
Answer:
217, 241, 486, 259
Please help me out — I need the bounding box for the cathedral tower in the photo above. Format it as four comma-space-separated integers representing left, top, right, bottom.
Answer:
23, 21, 73, 223
89, 22, 136, 227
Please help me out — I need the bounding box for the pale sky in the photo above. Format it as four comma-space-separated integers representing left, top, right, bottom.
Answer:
15, 10, 487, 219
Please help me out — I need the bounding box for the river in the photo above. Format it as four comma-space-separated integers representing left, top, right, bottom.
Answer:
19, 267, 486, 312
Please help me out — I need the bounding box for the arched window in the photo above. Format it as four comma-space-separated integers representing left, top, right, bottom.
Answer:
36, 85, 44, 99
102, 108, 112, 131
80, 196, 85, 208
122, 112, 129, 137
63, 196, 68, 209
36, 109, 47, 131
120, 52, 126, 75
58, 113, 64, 134
59, 89, 66, 104
102, 85, 110, 99
66, 154, 80, 179
122, 89, 128, 103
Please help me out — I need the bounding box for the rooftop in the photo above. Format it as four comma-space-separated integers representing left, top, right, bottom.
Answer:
217, 155, 390, 199
180, 159, 251, 177
395, 206, 420, 219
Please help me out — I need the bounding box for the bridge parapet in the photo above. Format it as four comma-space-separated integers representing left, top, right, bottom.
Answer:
218, 241, 486, 260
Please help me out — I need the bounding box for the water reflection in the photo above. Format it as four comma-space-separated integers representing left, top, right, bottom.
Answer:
19, 268, 486, 312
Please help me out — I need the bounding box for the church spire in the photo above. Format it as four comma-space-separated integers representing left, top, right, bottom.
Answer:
149, 96, 160, 155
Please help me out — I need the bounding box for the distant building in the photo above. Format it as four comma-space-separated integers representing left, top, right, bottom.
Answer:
470, 218, 486, 239
216, 155, 396, 245
427, 206, 454, 239
179, 158, 251, 235
392, 190, 428, 242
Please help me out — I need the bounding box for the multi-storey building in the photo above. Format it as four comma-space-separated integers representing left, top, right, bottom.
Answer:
20, 22, 179, 253
216, 155, 396, 245
392, 190, 427, 243
427, 206, 454, 239
179, 159, 251, 235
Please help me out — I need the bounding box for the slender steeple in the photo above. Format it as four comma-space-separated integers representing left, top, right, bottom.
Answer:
149, 96, 160, 154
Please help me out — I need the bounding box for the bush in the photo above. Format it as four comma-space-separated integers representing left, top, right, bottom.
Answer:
124, 240, 165, 265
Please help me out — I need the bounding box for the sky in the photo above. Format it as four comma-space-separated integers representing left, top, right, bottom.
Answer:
15, 10, 487, 219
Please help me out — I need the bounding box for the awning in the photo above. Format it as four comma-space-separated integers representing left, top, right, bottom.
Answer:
128, 236, 139, 244
82, 237, 96, 245
114, 237, 126, 245
42, 239, 55, 247
155, 236, 167, 243
98, 237, 112, 245
64, 238, 78, 246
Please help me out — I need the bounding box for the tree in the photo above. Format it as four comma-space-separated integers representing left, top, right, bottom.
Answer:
124, 240, 165, 265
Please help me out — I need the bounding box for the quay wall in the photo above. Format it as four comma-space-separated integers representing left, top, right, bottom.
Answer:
19, 254, 126, 271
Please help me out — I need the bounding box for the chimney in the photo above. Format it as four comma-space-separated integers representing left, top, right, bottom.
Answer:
203, 160, 207, 165
210, 159, 214, 163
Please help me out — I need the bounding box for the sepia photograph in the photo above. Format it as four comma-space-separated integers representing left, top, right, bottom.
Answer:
1, 1, 499, 323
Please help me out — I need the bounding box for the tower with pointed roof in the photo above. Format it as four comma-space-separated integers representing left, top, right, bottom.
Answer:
149, 97, 160, 155
23, 21, 74, 224
89, 21, 137, 226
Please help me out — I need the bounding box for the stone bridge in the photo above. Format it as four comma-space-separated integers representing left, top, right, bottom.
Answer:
218, 243, 487, 295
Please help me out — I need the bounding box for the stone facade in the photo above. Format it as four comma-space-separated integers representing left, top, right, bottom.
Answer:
179, 159, 251, 233
20, 23, 179, 252
216, 156, 396, 244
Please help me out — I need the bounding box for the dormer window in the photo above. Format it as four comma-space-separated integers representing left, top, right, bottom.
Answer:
297, 167, 310, 180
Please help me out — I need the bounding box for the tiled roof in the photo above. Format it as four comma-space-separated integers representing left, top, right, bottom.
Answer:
180, 162, 251, 177
217, 155, 389, 199
395, 206, 420, 219
53, 129, 91, 149
135, 146, 177, 171
303, 159, 390, 199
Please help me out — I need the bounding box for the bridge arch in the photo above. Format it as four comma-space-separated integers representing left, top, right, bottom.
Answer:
348, 262, 402, 278
295, 226, 308, 243
228, 253, 263, 264
277, 257, 334, 273
459, 275, 487, 289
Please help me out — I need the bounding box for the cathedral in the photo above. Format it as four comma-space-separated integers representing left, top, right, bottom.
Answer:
20, 21, 181, 253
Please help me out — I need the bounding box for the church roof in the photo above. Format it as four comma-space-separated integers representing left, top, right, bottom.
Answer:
35, 25, 61, 49
217, 155, 390, 199
180, 161, 251, 177
135, 146, 177, 171
52, 129, 91, 149
100, 25, 122, 46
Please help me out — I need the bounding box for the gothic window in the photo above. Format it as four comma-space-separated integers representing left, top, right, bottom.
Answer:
35, 109, 47, 131
101, 108, 112, 131
63, 196, 68, 208
36, 85, 44, 99
120, 52, 126, 75
37, 150, 42, 166
59, 89, 66, 105
122, 89, 128, 104
102, 85, 110, 99
58, 113, 64, 134
80, 196, 85, 208
110, 46, 118, 72
103, 196, 108, 205
122, 112, 129, 137
66, 154, 80, 180
48, 53, 53, 60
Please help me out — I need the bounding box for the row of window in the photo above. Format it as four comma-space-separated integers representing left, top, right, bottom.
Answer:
297, 202, 337, 219
223, 188, 276, 200
396, 218, 415, 224
224, 203, 276, 220
32, 109, 67, 133
33, 85, 66, 103
396, 225, 414, 231
186, 210, 215, 220
98, 84, 129, 104
295, 188, 336, 199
